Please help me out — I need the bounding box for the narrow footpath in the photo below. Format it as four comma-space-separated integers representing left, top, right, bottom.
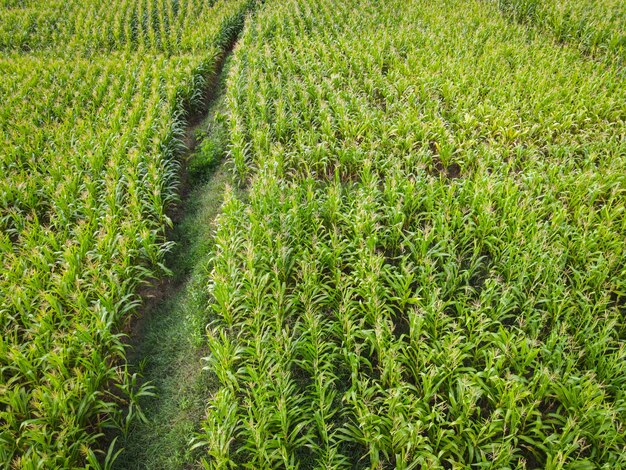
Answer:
112, 54, 237, 470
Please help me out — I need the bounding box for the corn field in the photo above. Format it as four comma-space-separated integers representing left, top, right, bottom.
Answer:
496, 0, 625, 60
1, 0, 625, 468
196, 0, 626, 467
0, 0, 255, 467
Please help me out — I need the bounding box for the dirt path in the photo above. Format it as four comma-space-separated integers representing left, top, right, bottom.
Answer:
112, 54, 236, 470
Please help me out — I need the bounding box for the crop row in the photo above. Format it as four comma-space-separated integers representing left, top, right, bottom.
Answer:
197, 0, 626, 467
0, 0, 255, 467
0, 0, 240, 54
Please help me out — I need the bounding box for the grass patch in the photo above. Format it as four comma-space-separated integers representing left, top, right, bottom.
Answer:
112, 57, 236, 470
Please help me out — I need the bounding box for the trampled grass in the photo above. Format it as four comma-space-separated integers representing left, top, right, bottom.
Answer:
195, 0, 626, 467
111, 54, 237, 470
0, 0, 256, 467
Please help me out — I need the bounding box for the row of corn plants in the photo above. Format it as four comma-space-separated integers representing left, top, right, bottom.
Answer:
196, 0, 626, 467
0, 0, 245, 55
495, 0, 625, 62
0, 0, 256, 467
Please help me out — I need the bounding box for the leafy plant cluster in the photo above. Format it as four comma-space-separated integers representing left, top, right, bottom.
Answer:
196, 0, 626, 467
0, 0, 256, 467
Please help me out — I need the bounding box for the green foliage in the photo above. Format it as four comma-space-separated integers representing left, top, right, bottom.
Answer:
190, 120, 228, 182
0, 0, 256, 467
196, 0, 626, 468
112, 63, 235, 469
496, 0, 625, 61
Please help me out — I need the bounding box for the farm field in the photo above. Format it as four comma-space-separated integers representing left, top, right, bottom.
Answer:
198, 0, 626, 467
1, 0, 625, 468
497, 0, 625, 60
0, 0, 254, 467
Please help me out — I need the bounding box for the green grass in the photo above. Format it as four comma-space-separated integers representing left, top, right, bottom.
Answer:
112, 59, 236, 469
